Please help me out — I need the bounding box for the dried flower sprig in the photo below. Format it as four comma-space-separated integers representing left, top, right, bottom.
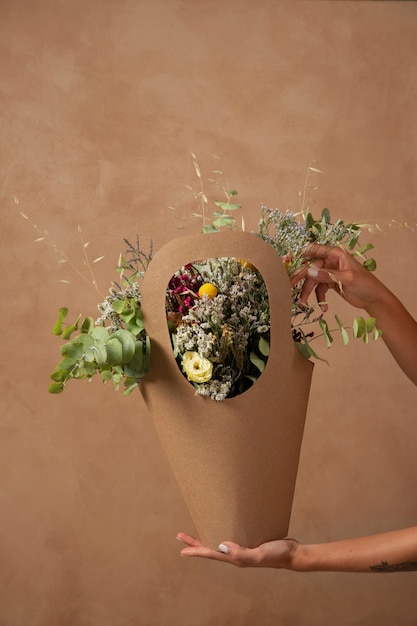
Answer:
18, 199, 105, 296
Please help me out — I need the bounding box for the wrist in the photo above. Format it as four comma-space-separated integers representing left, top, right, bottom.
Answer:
364, 284, 397, 318
287, 543, 321, 572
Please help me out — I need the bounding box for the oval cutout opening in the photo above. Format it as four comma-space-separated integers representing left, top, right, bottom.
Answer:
166, 257, 270, 401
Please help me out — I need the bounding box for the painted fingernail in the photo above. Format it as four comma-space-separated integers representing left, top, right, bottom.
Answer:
307, 267, 319, 278
218, 543, 229, 554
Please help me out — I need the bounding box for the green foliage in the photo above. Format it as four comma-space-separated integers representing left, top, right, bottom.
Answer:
49, 236, 153, 397
247, 336, 270, 382
52, 307, 69, 336
296, 314, 382, 356
203, 197, 242, 232
49, 310, 150, 395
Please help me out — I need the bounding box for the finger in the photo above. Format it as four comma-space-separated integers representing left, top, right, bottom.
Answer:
289, 265, 308, 287
315, 283, 329, 310
298, 275, 320, 305
179, 545, 232, 563
176, 532, 203, 548
179, 540, 238, 563
303, 243, 341, 261
289, 259, 325, 288
178, 537, 250, 566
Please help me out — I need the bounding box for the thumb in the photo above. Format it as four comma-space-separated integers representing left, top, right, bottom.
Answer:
218, 541, 240, 555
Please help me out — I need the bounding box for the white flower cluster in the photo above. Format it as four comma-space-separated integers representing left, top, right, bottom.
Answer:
173, 257, 270, 400
192, 369, 234, 402
96, 283, 141, 332
175, 324, 217, 359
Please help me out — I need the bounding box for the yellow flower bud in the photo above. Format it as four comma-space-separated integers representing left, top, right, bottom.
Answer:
198, 283, 218, 299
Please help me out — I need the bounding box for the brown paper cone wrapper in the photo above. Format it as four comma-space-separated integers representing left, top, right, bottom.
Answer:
140, 231, 313, 549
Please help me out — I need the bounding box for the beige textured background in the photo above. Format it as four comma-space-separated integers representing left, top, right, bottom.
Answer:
1, 1, 417, 624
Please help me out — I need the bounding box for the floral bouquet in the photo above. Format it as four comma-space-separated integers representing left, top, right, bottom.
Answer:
49, 204, 379, 399
44, 160, 381, 547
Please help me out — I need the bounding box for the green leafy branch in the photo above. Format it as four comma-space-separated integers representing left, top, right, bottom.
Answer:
49, 302, 150, 396
296, 315, 382, 360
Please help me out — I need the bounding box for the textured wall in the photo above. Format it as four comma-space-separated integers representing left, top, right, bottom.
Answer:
1, 1, 417, 624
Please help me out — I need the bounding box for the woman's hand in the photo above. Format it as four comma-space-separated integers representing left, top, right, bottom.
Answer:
176, 532, 300, 569
291, 244, 388, 313
293, 244, 417, 385
177, 527, 417, 573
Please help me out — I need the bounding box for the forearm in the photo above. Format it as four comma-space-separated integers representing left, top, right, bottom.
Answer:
291, 527, 417, 573
365, 287, 417, 386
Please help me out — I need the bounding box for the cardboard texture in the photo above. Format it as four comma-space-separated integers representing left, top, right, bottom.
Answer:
140, 231, 313, 548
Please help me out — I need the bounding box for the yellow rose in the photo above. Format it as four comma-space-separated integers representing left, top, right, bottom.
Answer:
182, 351, 213, 383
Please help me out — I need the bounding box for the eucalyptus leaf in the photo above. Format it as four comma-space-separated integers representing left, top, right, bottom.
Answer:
52, 307, 69, 336
213, 201, 242, 210
92, 341, 107, 365
258, 336, 270, 357
62, 315, 81, 339
374, 328, 383, 340
112, 371, 122, 389
249, 351, 265, 373
295, 341, 313, 359
50, 368, 69, 382
54, 357, 76, 371
120, 309, 136, 323
61, 340, 88, 360
81, 317, 94, 334
319, 318, 333, 348
112, 299, 126, 314
359, 243, 374, 254
365, 317, 376, 333
353, 316, 366, 339
48, 382, 65, 394
129, 341, 144, 372
126, 321, 144, 335
123, 382, 138, 396
363, 258, 377, 272
135, 309, 145, 331
321, 208, 331, 224
106, 337, 123, 366
84, 362, 98, 376
213, 216, 235, 228
91, 326, 110, 342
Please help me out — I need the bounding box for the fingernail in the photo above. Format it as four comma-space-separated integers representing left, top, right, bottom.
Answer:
176, 536, 185, 544
307, 266, 319, 278
319, 302, 328, 312
218, 543, 229, 554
